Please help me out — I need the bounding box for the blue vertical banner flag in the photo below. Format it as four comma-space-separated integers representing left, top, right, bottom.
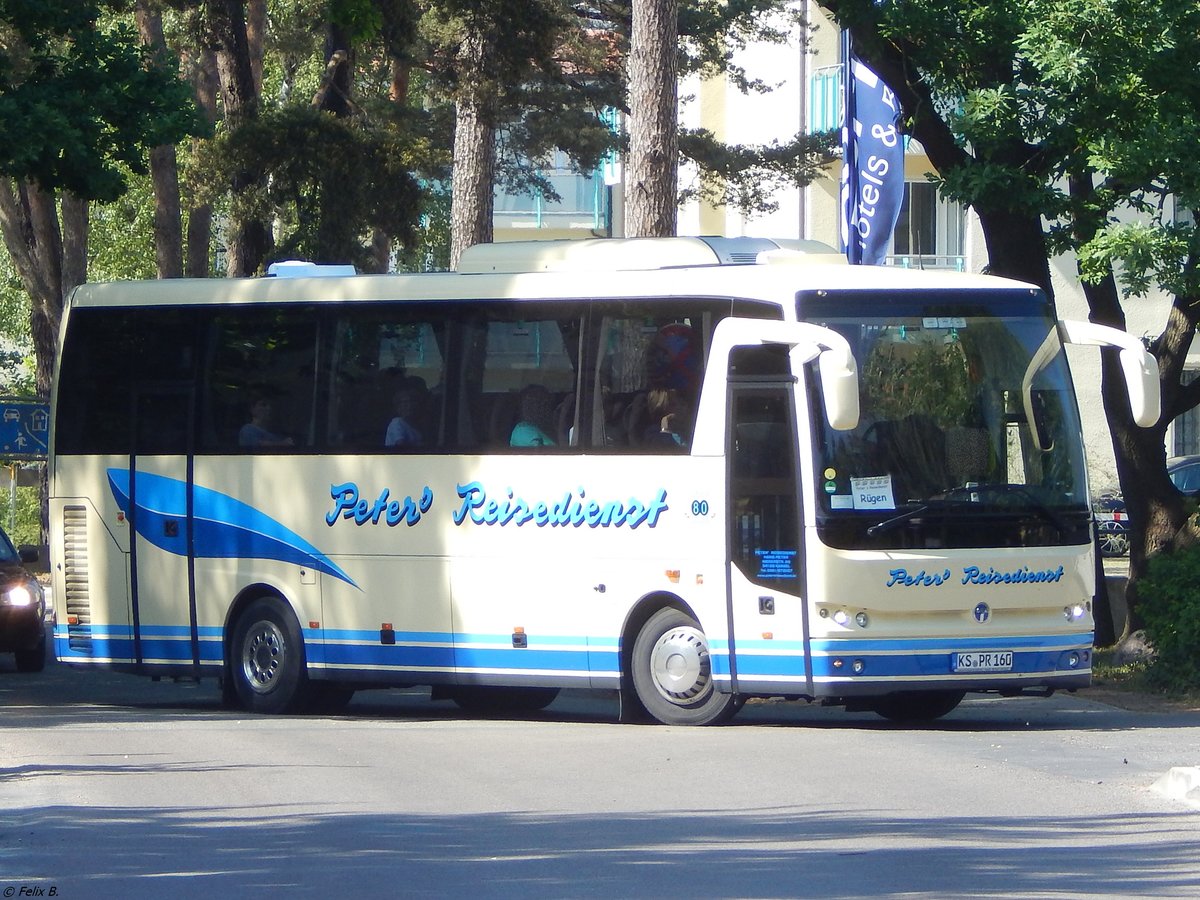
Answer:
841, 53, 905, 265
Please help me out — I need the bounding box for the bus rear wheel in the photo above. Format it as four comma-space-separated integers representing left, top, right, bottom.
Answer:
871, 690, 965, 723
230, 597, 309, 714
631, 607, 737, 726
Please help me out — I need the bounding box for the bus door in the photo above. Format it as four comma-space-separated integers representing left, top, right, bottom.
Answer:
697, 318, 855, 696
726, 357, 809, 695
125, 383, 199, 675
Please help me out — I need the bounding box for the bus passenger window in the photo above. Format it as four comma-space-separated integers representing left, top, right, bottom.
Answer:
464, 310, 581, 451
594, 314, 701, 451
200, 309, 318, 452
327, 314, 445, 452
55, 307, 197, 455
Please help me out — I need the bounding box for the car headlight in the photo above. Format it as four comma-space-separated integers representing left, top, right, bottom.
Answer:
5, 582, 42, 608
6, 585, 32, 606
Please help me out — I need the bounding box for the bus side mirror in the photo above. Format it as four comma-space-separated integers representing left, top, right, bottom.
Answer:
818, 346, 860, 432
1059, 320, 1161, 427
1118, 345, 1160, 427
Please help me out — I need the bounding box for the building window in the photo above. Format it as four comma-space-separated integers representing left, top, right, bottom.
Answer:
1174, 370, 1200, 457
890, 182, 965, 271
494, 148, 608, 231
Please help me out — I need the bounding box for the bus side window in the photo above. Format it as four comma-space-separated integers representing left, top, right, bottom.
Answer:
55, 307, 197, 456
200, 309, 318, 452
469, 310, 582, 451
593, 313, 701, 451
326, 313, 446, 452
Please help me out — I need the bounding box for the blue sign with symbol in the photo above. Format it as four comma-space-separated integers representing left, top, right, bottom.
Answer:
0, 399, 49, 459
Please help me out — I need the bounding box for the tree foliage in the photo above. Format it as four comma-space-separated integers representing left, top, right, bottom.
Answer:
0, 0, 203, 201
196, 106, 426, 269
825, 0, 1200, 640
679, 127, 838, 216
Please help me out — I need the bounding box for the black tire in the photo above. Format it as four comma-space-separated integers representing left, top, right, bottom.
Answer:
448, 686, 560, 714
631, 607, 737, 726
229, 597, 309, 714
14, 631, 46, 673
871, 690, 965, 723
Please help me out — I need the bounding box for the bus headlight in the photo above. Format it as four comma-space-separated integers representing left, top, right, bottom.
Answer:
855, 611, 870, 628
1064, 604, 1086, 622
832, 610, 850, 627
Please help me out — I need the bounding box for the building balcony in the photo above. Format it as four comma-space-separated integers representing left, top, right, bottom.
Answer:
886, 254, 966, 271
495, 175, 608, 233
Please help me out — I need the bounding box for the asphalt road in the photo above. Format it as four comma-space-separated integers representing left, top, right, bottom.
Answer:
2, 645, 1199, 899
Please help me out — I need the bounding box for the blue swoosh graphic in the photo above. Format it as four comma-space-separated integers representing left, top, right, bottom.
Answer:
108, 468, 357, 588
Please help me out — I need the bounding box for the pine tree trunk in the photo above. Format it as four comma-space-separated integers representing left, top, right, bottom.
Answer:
247, 0, 266, 96
208, 0, 270, 276
450, 99, 495, 269
626, 0, 679, 237
135, 1, 184, 279
449, 31, 496, 269
185, 48, 219, 277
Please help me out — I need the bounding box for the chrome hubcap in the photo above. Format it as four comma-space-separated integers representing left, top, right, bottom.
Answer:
242, 621, 286, 694
649, 625, 713, 705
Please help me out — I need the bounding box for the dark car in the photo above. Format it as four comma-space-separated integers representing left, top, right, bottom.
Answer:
1168, 455, 1200, 496
1091, 458, 1200, 559
0, 530, 46, 672
1093, 492, 1129, 558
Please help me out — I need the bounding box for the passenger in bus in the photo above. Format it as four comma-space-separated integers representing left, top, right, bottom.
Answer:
509, 384, 557, 447
239, 398, 294, 448
384, 384, 424, 448
643, 387, 691, 449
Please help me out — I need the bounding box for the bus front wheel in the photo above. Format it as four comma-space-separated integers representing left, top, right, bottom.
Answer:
631, 607, 737, 726
230, 597, 309, 714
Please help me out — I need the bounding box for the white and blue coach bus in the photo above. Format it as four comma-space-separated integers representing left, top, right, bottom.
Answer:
48, 237, 1158, 724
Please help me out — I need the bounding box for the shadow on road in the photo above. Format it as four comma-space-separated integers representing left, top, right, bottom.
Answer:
4, 803, 1199, 899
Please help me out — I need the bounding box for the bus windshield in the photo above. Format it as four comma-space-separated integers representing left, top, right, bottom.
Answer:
802, 290, 1091, 551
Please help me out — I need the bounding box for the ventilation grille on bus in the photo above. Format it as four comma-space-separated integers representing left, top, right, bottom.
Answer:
61, 505, 93, 653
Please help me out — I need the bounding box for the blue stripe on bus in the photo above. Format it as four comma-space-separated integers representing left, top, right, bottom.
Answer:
454, 632, 593, 646
312, 642, 456, 669
324, 629, 452, 644
53, 634, 223, 663
55, 623, 1090, 681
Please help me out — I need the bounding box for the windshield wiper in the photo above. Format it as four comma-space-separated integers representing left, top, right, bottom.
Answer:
866, 484, 1074, 537
867, 503, 934, 536
932, 483, 1071, 532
